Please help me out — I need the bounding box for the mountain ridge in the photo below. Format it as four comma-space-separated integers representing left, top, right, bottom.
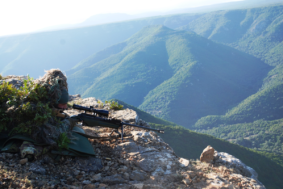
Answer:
67, 25, 270, 128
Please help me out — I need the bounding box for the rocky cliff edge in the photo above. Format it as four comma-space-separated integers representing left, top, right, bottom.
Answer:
0, 76, 265, 189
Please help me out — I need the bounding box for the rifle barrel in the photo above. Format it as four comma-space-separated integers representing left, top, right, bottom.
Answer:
73, 104, 109, 117
122, 122, 164, 133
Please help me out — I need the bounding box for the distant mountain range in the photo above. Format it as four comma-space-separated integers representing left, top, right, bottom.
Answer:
67, 24, 270, 125
35, 0, 283, 33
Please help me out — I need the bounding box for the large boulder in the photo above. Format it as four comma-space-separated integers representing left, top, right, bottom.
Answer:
200, 145, 215, 163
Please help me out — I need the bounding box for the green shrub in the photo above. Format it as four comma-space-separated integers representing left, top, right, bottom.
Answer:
57, 132, 70, 150
97, 100, 104, 108
0, 76, 59, 135
105, 100, 124, 110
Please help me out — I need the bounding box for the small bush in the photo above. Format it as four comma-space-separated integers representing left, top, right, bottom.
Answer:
0, 76, 60, 134
97, 100, 104, 108
57, 132, 70, 150
105, 100, 124, 110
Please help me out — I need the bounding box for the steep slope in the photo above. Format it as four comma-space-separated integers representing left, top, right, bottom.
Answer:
176, 5, 283, 155
193, 81, 283, 154
194, 83, 283, 129
68, 26, 174, 106
68, 25, 270, 127
179, 4, 283, 66
111, 99, 283, 189
179, 5, 283, 91
199, 118, 283, 155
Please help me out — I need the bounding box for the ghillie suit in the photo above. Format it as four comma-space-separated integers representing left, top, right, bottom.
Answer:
0, 69, 95, 160
35, 69, 68, 105
33, 69, 74, 146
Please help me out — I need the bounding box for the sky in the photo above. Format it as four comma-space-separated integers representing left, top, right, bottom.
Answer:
0, 0, 243, 37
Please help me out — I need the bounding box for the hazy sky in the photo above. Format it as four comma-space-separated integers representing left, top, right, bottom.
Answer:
0, 0, 242, 37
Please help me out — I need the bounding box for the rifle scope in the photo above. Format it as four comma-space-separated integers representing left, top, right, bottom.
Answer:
72, 104, 109, 117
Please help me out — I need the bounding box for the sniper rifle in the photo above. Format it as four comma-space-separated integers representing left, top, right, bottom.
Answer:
70, 104, 164, 140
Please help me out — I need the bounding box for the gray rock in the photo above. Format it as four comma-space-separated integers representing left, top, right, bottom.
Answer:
118, 166, 128, 173
19, 158, 28, 165
2, 78, 24, 89
102, 174, 125, 185
110, 108, 138, 124
104, 166, 109, 171
143, 184, 164, 189
215, 152, 265, 187
179, 158, 190, 167
29, 163, 46, 175
6, 153, 13, 159
132, 183, 144, 189
151, 167, 165, 176
115, 142, 141, 153
135, 159, 156, 172
132, 131, 163, 144
130, 170, 148, 181
215, 152, 252, 177
69, 94, 81, 101
123, 172, 129, 180
91, 173, 102, 182
83, 184, 96, 189
82, 180, 92, 185
75, 157, 103, 172
79, 97, 99, 108
73, 170, 80, 176
108, 184, 132, 189
40, 154, 55, 164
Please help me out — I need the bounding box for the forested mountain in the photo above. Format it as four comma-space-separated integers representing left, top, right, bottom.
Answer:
177, 5, 283, 155
179, 5, 283, 66
67, 25, 270, 126
0, 14, 204, 77
65, 4, 283, 157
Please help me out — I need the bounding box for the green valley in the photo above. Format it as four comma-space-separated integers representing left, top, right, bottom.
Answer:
67, 25, 270, 127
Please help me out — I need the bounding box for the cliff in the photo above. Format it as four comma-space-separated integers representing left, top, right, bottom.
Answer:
0, 76, 265, 188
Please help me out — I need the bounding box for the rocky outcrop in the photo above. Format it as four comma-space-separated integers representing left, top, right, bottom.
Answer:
65, 96, 266, 189
214, 151, 261, 182
0, 75, 27, 89
0, 77, 266, 188
200, 145, 214, 163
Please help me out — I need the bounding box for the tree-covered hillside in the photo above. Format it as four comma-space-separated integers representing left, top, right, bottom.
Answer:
179, 4, 283, 67
198, 119, 283, 155
177, 5, 283, 156
68, 25, 270, 127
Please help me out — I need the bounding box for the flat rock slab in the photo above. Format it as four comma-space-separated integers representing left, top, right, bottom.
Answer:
110, 109, 138, 123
